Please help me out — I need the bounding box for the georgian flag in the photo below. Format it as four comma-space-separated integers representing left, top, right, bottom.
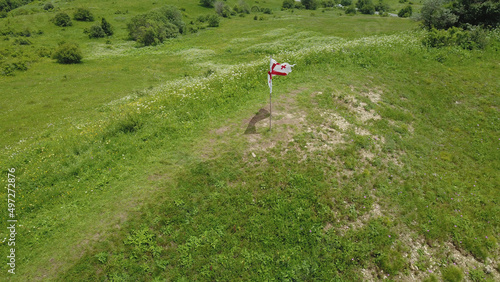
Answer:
268, 58, 295, 93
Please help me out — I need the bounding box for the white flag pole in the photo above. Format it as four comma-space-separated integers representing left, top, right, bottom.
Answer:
269, 55, 272, 131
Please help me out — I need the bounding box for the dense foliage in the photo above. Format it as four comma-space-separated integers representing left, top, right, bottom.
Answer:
301, 0, 319, 10
52, 12, 72, 27
73, 8, 94, 22
398, 5, 412, 17
127, 5, 185, 46
356, 0, 375, 14
0, 0, 33, 12
52, 42, 82, 64
419, 0, 500, 29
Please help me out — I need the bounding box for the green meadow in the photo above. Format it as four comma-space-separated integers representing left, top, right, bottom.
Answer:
0, 0, 499, 281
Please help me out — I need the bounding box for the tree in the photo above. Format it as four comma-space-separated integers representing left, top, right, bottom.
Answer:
52, 42, 82, 64
53, 12, 72, 27
398, 5, 412, 17
341, 0, 353, 6
357, 0, 375, 14
418, 0, 458, 29
282, 0, 295, 9
451, 0, 500, 28
301, 0, 319, 10
101, 17, 113, 36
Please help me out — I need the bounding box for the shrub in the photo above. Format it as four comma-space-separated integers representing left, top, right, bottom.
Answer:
88, 25, 105, 38
321, 0, 336, 7
442, 266, 464, 282
341, 0, 352, 6
73, 8, 94, 22
357, 0, 375, 14
345, 5, 357, 14
251, 5, 260, 12
53, 12, 72, 27
398, 5, 412, 17
295, 2, 305, 9
127, 6, 185, 46
52, 42, 82, 64
418, 0, 458, 29
215, 1, 235, 17
422, 26, 489, 49
207, 14, 220, 27
283, 0, 294, 9
200, 0, 216, 8
43, 3, 54, 11
262, 7, 273, 14
101, 17, 113, 36
301, 0, 319, 10
375, 0, 390, 12
237, 0, 250, 13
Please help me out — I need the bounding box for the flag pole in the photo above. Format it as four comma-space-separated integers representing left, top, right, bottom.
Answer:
269, 55, 272, 131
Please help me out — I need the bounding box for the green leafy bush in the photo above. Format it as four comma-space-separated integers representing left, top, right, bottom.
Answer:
375, 0, 390, 12
101, 17, 113, 36
357, 0, 375, 14
282, 0, 295, 9
200, 0, 216, 8
341, 0, 353, 6
73, 8, 94, 21
207, 14, 220, 27
442, 266, 464, 282
43, 3, 54, 11
87, 25, 105, 38
301, 0, 319, 10
215, 1, 235, 17
423, 26, 489, 49
321, 0, 336, 7
418, 0, 457, 29
53, 12, 72, 27
398, 5, 412, 17
52, 42, 82, 64
127, 6, 185, 46
345, 5, 357, 14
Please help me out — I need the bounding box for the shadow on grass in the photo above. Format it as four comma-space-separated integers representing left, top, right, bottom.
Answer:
244, 108, 270, 134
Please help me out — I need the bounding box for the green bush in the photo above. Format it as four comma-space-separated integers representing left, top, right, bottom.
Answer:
73, 8, 94, 21
127, 6, 185, 46
357, 0, 375, 14
375, 0, 390, 12
423, 26, 489, 49
301, 0, 319, 10
341, 0, 353, 6
52, 42, 82, 64
53, 12, 72, 27
346, 5, 357, 14
87, 25, 105, 39
200, 0, 216, 8
322, 0, 336, 7
442, 266, 464, 282
251, 5, 260, 12
101, 17, 113, 36
43, 3, 54, 11
282, 0, 295, 9
418, 0, 458, 29
398, 5, 412, 17
207, 14, 220, 27
215, 1, 235, 17
262, 7, 273, 14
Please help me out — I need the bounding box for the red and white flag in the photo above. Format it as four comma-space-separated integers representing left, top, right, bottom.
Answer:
268, 58, 295, 93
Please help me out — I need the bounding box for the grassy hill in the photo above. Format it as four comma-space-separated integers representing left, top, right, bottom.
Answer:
0, 0, 499, 281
